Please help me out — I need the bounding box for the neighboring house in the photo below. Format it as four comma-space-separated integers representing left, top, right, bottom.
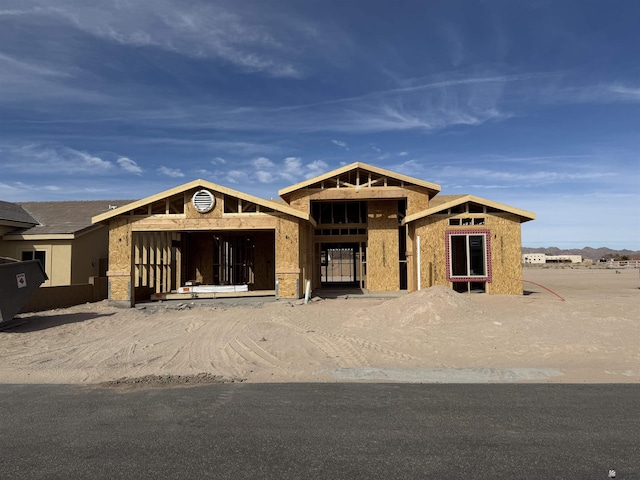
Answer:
93, 163, 535, 307
523, 253, 582, 264
0, 200, 131, 287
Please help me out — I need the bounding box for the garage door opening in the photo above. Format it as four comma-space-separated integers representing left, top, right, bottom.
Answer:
133, 231, 275, 301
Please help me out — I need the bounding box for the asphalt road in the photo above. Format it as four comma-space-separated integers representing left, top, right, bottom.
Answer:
0, 383, 637, 479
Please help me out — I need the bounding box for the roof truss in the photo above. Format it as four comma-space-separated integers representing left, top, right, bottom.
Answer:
278, 162, 441, 199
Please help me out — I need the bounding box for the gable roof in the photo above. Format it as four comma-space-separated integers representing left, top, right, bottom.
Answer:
92, 179, 311, 224
402, 194, 536, 225
0, 201, 38, 227
278, 162, 441, 200
5, 200, 132, 238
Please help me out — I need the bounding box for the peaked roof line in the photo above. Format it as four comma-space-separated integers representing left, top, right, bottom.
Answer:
402, 194, 536, 225
0, 200, 38, 226
278, 162, 441, 198
92, 179, 311, 224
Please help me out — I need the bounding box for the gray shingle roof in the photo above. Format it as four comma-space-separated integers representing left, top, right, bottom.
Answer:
7, 200, 133, 236
0, 201, 38, 225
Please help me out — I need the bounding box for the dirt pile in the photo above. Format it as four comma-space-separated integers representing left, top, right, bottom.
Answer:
373, 286, 481, 325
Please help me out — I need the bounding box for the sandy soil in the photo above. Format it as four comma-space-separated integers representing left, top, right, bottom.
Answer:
1, 267, 638, 385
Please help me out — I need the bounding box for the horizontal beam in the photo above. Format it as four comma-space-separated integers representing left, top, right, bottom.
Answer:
313, 235, 367, 244
306, 187, 408, 201
131, 216, 278, 231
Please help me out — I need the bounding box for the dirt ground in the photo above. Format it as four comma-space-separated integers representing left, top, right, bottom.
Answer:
1, 267, 638, 385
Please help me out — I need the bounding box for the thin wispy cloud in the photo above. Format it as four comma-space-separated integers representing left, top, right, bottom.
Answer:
158, 166, 185, 178
6, 0, 324, 78
117, 157, 143, 174
0, 143, 112, 174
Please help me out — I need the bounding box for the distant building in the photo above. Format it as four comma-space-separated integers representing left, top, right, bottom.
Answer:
523, 253, 582, 264
522, 253, 546, 264
0, 200, 130, 286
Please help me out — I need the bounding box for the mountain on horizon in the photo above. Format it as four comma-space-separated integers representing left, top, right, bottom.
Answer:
522, 246, 640, 261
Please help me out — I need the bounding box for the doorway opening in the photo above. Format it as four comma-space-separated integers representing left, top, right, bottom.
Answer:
320, 242, 366, 288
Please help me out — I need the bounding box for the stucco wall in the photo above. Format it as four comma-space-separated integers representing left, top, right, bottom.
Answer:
0, 240, 71, 287
72, 227, 108, 284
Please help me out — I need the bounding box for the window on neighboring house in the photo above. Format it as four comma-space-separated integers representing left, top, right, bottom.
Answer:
22, 250, 46, 268
448, 233, 488, 278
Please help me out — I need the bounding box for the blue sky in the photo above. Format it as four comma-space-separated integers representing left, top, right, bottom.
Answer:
1, 1, 639, 249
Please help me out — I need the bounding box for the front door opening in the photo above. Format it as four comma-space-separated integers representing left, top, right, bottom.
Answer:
320, 243, 365, 288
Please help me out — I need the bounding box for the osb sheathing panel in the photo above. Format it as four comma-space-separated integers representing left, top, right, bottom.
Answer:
275, 216, 301, 298
413, 213, 524, 295
254, 231, 275, 290
277, 274, 299, 299
404, 185, 431, 216
367, 200, 399, 291
287, 190, 311, 214
485, 214, 523, 295
185, 189, 224, 219
108, 218, 133, 303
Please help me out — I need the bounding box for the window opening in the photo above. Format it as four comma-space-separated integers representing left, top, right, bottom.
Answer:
447, 231, 491, 281
22, 250, 46, 268
224, 196, 239, 213
311, 201, 367, 225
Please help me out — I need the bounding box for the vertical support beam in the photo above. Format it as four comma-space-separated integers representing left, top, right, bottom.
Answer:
175, 233, 182, 290
142, 233, 148, 287
166, 232, 171, 291
417, 235, 421, 291
134, 233, 140, 288
148, 233, 155, 288
359, 242, 363, 289
155, 233, 161, 292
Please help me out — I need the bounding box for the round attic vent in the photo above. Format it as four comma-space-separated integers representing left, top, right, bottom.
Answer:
192, 189, 215, 213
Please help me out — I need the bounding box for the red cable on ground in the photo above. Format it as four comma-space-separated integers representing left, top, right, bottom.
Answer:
521, 279, 565, 301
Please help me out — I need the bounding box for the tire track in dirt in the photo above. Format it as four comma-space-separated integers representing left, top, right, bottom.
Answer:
276, 315, 418, 364
267, 315, 370, 368
232, 334, 288, 369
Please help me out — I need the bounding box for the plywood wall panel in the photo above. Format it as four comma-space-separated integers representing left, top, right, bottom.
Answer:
275, 216, 302, 298
485, 214, 523, 295
107, 218, 133, 305
367, 200, 399, 291
287, 190, 311, 214
404, 185, 431, 216
185, 188, 224, 219
413, 213, 524, 294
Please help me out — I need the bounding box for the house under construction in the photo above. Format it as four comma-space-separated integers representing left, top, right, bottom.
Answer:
92, 162, 535, 306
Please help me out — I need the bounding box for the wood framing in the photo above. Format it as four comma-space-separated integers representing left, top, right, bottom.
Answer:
93, 163, 534, 306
